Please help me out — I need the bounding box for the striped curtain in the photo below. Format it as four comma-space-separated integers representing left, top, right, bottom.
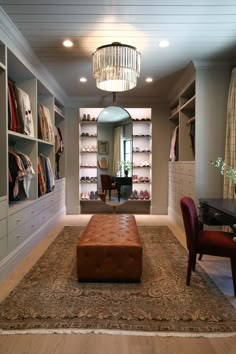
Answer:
113, 126, 122, 176
224, 68, 236, 198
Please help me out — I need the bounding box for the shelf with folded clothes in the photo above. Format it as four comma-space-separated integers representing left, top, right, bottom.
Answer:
8, 50, 37, 140
37, 80, 54, 144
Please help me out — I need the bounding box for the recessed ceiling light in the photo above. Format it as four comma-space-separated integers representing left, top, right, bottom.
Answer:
146, 77, 153, 83
158, 40, 170, 48
63, 39, 73, 47
80, 77, 87, 83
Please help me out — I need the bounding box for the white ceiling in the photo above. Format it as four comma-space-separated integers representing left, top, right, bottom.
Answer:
1, 0, 236, 102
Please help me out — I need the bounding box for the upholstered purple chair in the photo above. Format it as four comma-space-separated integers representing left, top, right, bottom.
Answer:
100, 174, 118, 201
180, 196, 236, 296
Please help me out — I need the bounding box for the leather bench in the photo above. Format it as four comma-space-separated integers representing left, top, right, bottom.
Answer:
77, 214, 142, 282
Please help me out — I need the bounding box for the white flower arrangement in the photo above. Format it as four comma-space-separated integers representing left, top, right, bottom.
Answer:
211, 157, 236, 185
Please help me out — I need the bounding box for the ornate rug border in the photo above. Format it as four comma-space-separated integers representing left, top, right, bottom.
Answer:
0, 329, 236, 338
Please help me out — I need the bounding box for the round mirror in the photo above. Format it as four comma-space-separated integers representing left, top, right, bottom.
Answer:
97, 106, 132, 206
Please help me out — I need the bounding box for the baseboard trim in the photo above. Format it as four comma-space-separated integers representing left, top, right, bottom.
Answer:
0, 207, 65, 284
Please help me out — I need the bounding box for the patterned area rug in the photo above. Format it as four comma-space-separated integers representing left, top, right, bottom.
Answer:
0, 226, 236, 333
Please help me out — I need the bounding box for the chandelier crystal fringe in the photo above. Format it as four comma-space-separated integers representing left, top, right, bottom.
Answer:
93, 42, 141, 92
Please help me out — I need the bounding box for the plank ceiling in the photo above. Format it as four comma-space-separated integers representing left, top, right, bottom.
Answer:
1, 0, 236, 100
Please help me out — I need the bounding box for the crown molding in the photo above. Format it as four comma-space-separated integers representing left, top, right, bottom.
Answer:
193, 60, 233, 72
0, 7, 67, 104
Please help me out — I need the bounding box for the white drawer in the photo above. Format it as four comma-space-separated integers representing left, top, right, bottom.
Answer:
0, 235, 7, 261
8, 203, 39, 234
0, 198, 7, 220
8, 215, 40, 252
0, 218, 7, 239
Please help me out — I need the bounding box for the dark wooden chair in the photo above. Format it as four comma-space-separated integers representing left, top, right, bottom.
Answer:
100, 174, 118, 201
180, 196, 236, 296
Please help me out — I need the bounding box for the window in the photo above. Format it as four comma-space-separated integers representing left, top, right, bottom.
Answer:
123, 139, 132, 163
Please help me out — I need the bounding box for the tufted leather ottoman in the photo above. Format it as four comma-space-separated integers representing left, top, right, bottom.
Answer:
77, 214, 142, 282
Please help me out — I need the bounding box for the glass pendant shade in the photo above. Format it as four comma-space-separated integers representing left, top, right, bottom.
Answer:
93, 42, 141, 92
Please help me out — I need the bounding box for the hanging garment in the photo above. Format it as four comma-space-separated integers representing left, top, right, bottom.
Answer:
55, 126, 64, 179
38, 104, 54, 142
38, 154, 55, 196
169, 125, 179, 161
8, 81, 21, 133
15, 87, 34, 137
8, 149, 34, 202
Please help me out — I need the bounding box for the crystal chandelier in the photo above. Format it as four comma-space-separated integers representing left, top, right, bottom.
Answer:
93, 42, 141, 92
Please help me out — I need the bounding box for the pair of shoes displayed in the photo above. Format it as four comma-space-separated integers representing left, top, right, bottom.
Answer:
80, 132, 97, 137
89, 191, 98, 200
133, 161, 151, 168
132, 175, 150, 183
81, 145, 97, 152
129, 190, 139, 199
132, 134, 151, 138
132, 117, 151, 121
81, 114, 97, 121
133, 147, 151, 153
129, 189, 150, 200
80, 191, 99, 200
139, 189, 150, 199
80, 176, 97, 183
80, 163, 97, 168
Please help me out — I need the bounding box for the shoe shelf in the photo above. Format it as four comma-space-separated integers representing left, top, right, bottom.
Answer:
80, 166, 97, 168
79, 108, 101, 210
132, 114, 152, 209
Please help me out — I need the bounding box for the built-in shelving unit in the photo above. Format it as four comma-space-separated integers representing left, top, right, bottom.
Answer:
168, 76, 196, 223
79, 108, 152, 214
0, 42, 66, 281
169, 79, 195, 162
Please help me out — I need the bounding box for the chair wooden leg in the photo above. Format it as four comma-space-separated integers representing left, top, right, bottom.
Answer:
186, 252, 195, 286
198, 254, 203, 261
109, 190, 111, 201
230, 257, 236, 297
192, 253, 197, 271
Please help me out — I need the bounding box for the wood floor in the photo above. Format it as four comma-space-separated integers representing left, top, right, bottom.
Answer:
0, 214, 236, 354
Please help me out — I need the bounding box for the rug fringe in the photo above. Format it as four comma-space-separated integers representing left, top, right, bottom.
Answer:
0, 329, 236, 338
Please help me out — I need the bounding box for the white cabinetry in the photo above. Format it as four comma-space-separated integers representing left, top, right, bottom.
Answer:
132, 120, 152, 204
168, 162, 195, 223
0, 42, 66, 281
168, 75, 196, 222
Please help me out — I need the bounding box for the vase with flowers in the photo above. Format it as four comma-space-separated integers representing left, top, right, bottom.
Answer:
211, 157, 236, 194
120, 160, 132, 177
